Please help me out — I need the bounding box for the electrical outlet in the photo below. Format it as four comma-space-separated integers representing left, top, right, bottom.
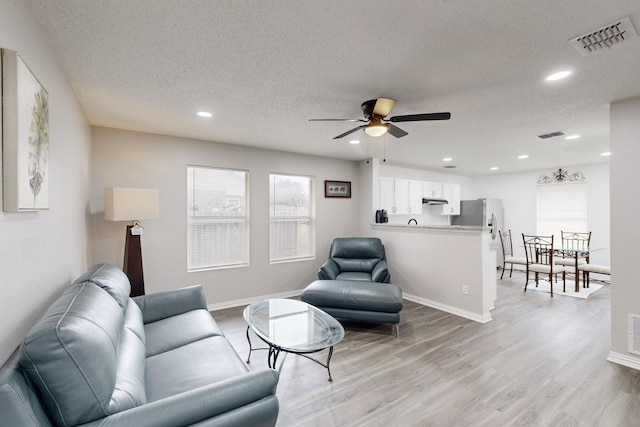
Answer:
462, 285, 469, 295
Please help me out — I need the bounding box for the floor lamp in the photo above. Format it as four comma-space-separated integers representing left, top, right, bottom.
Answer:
104, 187, 159, 297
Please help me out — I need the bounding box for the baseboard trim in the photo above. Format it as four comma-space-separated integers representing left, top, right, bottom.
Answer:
207, 289, 303, 312
207, 288, 492, 323
607, 351, 640, 371
402, 292, 493, 324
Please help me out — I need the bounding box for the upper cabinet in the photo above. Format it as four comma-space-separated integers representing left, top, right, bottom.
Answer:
380, 177, 459, 216
379, 178, 423, 215
442, 183, 461, 215
423, 181, 443, 199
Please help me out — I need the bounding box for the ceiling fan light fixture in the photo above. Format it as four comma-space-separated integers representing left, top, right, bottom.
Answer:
364, 121, 388, 137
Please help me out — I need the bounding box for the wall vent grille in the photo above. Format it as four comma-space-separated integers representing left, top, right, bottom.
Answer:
629, 314, 640, 355
570, 17, 638, 56
537, 131, 565, 139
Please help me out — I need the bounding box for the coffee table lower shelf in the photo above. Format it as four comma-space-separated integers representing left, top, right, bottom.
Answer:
245, 327, 337, 381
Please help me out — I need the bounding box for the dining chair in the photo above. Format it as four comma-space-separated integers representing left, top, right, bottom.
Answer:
498, 230, 527, 279
578, 263, 611, 288
555, 231, 591, 267
522, 234, 570, 297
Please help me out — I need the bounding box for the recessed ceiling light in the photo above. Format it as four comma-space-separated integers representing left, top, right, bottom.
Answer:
518, 154, 529, 159
443, 157, 453, 162
490, 167, 499, 171
545, 70, 572, 81
565, 134, 581, 140
197, 111, 212, 118
601, 152, 611, 156
349, 139, 360, 145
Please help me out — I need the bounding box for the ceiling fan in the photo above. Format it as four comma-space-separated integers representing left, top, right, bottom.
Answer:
309, 98, 451, 139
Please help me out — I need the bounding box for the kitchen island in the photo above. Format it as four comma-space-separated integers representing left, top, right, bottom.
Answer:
370, 223, 498, 323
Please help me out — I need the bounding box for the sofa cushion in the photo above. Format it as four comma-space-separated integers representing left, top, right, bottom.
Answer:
302, 280, 403, 313
145, 336, 249, 402
73, 263, 131, 311
144, 309, 225, 357
336, 272, 373, 282
20, 282, 145, 426
0, 349, 53, 427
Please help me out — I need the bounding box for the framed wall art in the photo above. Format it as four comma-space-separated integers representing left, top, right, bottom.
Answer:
2, 49, 50, 212
324, 180, 351, 198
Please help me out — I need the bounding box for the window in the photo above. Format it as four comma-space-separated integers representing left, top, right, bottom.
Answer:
187, 166, 248, 271
536, 181, 587, 237
269, 174, 315, 262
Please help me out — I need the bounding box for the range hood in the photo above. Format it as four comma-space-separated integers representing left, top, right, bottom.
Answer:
422, 197, 449, 205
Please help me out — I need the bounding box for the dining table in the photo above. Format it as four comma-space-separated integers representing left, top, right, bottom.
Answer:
556, 247, 605, 292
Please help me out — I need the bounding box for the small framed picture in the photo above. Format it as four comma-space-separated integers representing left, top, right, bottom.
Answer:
324, 180, 351, 198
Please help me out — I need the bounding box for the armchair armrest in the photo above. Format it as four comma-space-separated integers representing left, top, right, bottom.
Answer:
318, 259, 340, 280
371, 260, 391, 283
133, 285, 207, 324
78, 370, 279, 427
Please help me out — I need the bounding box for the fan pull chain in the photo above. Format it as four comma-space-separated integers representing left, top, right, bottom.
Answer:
383, 134, 387, 162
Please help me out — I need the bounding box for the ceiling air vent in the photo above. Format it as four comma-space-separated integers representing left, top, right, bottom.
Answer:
569, 17, 638, 56
537, 131, 565, 139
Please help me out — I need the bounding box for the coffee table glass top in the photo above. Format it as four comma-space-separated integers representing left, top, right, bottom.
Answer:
244, 299, 344, 353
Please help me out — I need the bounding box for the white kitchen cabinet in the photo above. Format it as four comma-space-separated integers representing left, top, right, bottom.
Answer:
441, 183, 461, 215
379, 177, 395, 214
394, 179, 410, 214
379, 178, 422, 215
408, 180, 423, 215
423, 181, 443, 199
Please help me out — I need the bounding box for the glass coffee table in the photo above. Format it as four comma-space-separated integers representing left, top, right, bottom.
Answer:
244, 299, 344, 381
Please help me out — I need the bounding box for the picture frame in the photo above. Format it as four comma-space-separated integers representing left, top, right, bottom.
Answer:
324, 180, 351, 198
2, 49, 50, 212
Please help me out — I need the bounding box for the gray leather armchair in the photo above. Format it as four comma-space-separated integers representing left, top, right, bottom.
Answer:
318, 237, 391, 283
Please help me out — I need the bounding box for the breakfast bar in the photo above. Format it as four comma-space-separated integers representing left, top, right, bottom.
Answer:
369, 223, 498, 323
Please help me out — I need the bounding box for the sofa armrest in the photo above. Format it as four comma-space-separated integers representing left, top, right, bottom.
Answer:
133, 285, 208, 324
371, 260, 391, 283
77, 369, 279, 427
318, 259, 340, 280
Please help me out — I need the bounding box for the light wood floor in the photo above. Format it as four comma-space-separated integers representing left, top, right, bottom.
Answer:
212, 272, 640, 427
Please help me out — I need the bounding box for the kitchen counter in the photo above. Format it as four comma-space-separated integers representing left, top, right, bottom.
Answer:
369, 222, 497, 323
371, 223, 485, 231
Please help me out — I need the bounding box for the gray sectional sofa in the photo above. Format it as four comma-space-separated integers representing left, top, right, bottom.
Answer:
0, 263, 279, 427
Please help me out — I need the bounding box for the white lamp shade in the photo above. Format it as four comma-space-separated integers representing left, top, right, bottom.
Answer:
364, 123, 388, 137
104, 187, 159, 221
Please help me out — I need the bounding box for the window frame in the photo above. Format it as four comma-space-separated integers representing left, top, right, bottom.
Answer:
536, 181, 588, 238
269, 172, 316, 264
187, 165, 250, 272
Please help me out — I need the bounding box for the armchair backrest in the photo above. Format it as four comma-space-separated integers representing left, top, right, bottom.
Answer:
329, 237, 385, 273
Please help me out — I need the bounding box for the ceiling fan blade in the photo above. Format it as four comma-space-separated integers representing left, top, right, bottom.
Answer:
389, 112, 451, 122
333, 125, 366, 139
373, 98, 397, 117
309, 118, 366, 122
386, 124, 408, 138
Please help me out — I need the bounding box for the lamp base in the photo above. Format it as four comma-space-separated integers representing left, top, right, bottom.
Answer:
123, 225, 145, 297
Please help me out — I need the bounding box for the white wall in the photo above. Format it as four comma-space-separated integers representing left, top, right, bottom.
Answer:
90, 127, 362, 306
471, 163, 610, 266
609, 97, 640, 366
0, 1, 91, 364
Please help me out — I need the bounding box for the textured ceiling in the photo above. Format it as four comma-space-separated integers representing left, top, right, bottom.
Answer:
27, 0, 640, 176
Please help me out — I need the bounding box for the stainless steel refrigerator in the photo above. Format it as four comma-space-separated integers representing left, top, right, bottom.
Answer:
451, 198, 504, 265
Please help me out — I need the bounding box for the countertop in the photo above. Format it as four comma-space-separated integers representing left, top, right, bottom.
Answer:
371, 223, 485, 231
